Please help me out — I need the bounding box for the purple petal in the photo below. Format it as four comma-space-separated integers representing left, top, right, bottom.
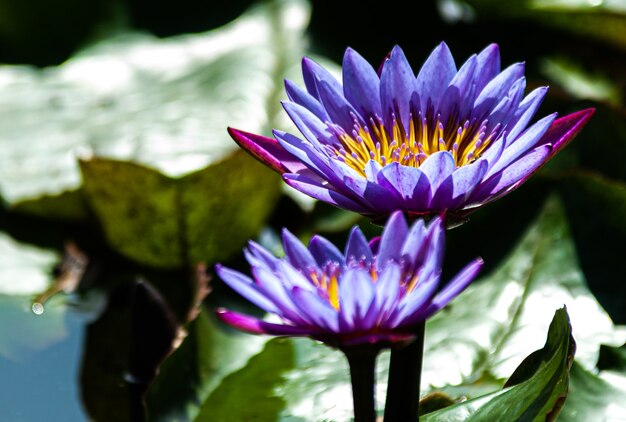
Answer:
244, 240, 280, 272
228, 128, 305, 174
342, 47, 382, 118
281, 228, 318, 271
252, 266, 309, 325
473, 62, 525, 118
506, 86, 549, 142
308, 235, 345, 266
488, 113, 556, 178
539, 108, 595, 155
418, 151, 456, 194
345, 226, 373, 263
285, 79, 330, 121
400, 219, 426, 272
474, 43, 501, 94
470, 145, 552, 204
486, 77, 526, 127
318, 79, 364, 130
216, 309, 312, 336
302, 56, 342, 101
273, 130, 342, 184
430, 159, 488, 210
376, 211, 409, 267
342, 175, 403, 214
215, 265, 281, 314
377, 163, 432, 209
416, 42, 457, 111
380, 45, 417, 132
438, 54, 478, 120
369, 261, 401, 327
431, 258, 483, 308
282, 173, 370, 213
281, 101, 336, 147
392, 270, 441, 327
338, 268, 375, 330
290, 287, 339, 332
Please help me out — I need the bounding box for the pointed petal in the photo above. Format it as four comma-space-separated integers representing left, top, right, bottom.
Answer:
539, 108, 595, 155
273, 130, 342, 184
432, 258, 483, 308
302, 56, 342, 100
377, 211, 409, 267
282, 173, 370, 213
418, 151, 456, 194
474, 43, 501, 93
309, 235, 345, 266
216, 309, 312, 336
318, 79, 364, 130
377, 163, 432, 209
215, 265, 281, 314
431, 159, 488, 209
342, 175, 403, 214
345, 226, 373, 263
506, 86, 549, 142
488, 113, 556, 178
339, 268, 376, 330
285, 79, 330, 121
291, 287, 339, 332
416, 42, 457, 111
473, 62, 525, 118
244, 240, 280, 272
343, 47, 382, 118
281, 101, 336, 147
281, 228, 317, 271
438, 54, 478, 120
470, 145, 552, 203
486, 77, 526, 127
380, 45, 417, 132
228, 128, 305, 174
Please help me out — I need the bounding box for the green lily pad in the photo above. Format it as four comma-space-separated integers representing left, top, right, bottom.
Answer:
80, 151, 280, 268
558, 361, 626, 421
421, 308, 574, 421
421, 195, 626, 391
0, 0, 308, 218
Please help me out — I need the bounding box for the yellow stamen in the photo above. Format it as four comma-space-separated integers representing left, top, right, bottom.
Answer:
334, 113, 501, 176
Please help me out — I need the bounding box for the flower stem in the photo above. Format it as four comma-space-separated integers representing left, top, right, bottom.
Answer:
384, 321, 425, 421
343, 346, 379, 422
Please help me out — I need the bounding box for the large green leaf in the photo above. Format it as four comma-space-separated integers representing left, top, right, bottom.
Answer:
421, 195, 625, 390
80, 151, 280, 268
0, 0, 308, 213
421, 308, 574, 421
558, 361, 626, 421
195, 336, 380, 421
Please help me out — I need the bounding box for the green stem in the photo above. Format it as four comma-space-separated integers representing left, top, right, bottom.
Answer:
343, 346, 379, 422
384, 322, 425, 421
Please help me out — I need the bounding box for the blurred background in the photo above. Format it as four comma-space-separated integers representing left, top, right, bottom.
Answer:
1, 0, 625, 420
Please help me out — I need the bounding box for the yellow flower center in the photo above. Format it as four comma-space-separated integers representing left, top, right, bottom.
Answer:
333, 112, 501, 177
309, 262, 421, 311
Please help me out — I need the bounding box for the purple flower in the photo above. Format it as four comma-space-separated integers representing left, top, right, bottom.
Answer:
216, 212, 482, 346
228, 43, 594, 221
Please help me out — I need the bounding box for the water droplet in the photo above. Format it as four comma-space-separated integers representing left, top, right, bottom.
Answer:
32, 302, 44, 315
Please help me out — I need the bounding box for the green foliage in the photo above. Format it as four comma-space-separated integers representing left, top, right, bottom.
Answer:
421, 308, 574, 421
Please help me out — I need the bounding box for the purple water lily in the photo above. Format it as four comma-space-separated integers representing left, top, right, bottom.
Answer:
229, 43, 594, 221
216, 212, 482, 346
